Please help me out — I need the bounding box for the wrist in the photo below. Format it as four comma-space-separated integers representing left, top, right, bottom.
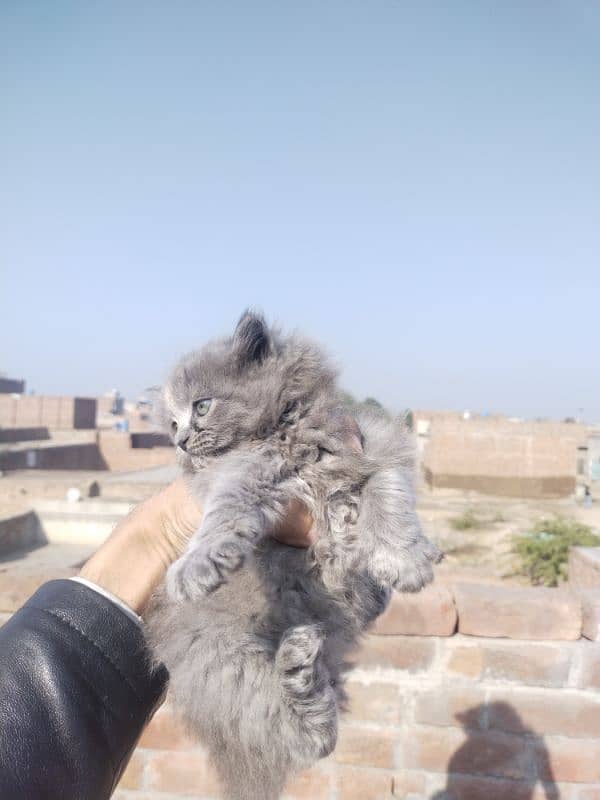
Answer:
79, 509, 165, 615
80, 481, 202, 615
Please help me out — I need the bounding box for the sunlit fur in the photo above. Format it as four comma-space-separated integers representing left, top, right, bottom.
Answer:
147, 311, 441, 800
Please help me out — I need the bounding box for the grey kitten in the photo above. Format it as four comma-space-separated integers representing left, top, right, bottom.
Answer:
147, 311, 441, 800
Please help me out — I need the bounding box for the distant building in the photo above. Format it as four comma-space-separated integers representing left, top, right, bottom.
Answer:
415, 412, 587, 498
0, 395, 97, 429
588, 434, 600, 483
0, 376, 25, 394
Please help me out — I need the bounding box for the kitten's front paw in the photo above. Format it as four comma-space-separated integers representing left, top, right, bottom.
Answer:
166, 552, 217, 602
369, 538, 443, 594
166, 538, 247, 601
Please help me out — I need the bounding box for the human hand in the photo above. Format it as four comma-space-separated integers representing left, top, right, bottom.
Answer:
79, 479, 315, 614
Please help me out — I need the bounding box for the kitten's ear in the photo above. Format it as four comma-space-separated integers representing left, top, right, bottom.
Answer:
232, 310, 272, 366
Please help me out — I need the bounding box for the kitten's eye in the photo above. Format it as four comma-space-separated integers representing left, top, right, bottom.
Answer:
194, 398, 212, 417
171, 420, 178, 434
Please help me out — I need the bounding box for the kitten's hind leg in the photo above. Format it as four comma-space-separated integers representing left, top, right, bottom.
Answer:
361, 467, 443, 594
276, 625, 338, 762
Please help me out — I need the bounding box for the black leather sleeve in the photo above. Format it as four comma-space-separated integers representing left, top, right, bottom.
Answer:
0, 579, 168, 800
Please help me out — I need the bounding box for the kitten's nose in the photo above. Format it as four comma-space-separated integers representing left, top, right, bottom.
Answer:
178, 434, 190, 452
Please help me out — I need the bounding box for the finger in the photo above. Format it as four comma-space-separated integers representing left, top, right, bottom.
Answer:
271, 499, 316, 548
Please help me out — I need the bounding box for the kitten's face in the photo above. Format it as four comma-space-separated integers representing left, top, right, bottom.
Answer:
157, 312, 278, 466
156, 310, 335, 470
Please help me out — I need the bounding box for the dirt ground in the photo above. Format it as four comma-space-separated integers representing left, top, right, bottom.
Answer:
0, 468, 168, 515
419, 483, 600, 585
1, 468, 598, 587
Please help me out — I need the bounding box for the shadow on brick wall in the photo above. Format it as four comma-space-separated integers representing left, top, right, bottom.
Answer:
431, 702, 559, 800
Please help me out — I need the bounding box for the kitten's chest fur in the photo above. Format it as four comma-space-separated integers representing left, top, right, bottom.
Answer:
197, 409, 366, 540
187, 410, 376, 633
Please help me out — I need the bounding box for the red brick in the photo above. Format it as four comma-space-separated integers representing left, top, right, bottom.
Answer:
139, 706, 196, 750
402, 726, 532, 780
577, 642, 600, 690
334, 725, 395, 769
354, 635, 436, 671
117, 751, 145, 790
453, 583, 582, 640
345, 681, 403, 724
373, 585, 457, 636
479, 641, 572, 687
391, 769, 427, 797
335, 766, 394, 799
446, 644, 484, 678
529, 786, 576, 800
428, 774, 570, 800
447, 640, 572, 686
283, 765, 332, 799
146, 749, 222, 795
569, 547, 600, 589
578, 788, 600, 800
488, 690, 600, 738
113, 792, 181, 800
580, 589, 600, 641
414, 687, 487, 729
537, 736, 600, 783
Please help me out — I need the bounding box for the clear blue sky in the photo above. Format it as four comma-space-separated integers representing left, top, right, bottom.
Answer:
2, 2, 599, 421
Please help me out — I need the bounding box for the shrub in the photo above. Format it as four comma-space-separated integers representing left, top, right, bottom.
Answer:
449, 509, 483, 530
512, 517, 600, 587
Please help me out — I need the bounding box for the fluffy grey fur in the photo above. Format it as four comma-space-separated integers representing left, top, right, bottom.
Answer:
146, 311, 441, 800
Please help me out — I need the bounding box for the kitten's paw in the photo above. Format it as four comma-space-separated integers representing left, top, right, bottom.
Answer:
166, 551, 219, 601
277, 624, 326, 697
166, 539, 247, 601
369, 543, 441, 594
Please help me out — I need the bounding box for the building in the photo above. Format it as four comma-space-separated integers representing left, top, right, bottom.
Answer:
415, 412, 586, 498
0, 376, 26, 394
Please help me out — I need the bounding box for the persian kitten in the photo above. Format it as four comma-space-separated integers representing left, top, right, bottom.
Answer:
147, 311, 441, 800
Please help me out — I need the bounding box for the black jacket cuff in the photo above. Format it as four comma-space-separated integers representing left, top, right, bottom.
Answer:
0, 579, 168, 800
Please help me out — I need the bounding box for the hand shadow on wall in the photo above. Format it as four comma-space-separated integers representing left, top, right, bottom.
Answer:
430, 702, 559, 800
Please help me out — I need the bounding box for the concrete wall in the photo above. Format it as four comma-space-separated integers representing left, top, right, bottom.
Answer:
113, 583, 600, 800
0, 431, 172, 472
0, 443, 108, 471
98, 430, 174, 472
0, 395, 97, 430
0, 511, 46, 555
419, 418, 586, 498
130, 432, 171, 449
0, 427, 50, 443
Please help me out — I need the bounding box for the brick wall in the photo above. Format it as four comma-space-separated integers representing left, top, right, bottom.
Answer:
419, 418, 586, 498
115, 583, 600, 800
